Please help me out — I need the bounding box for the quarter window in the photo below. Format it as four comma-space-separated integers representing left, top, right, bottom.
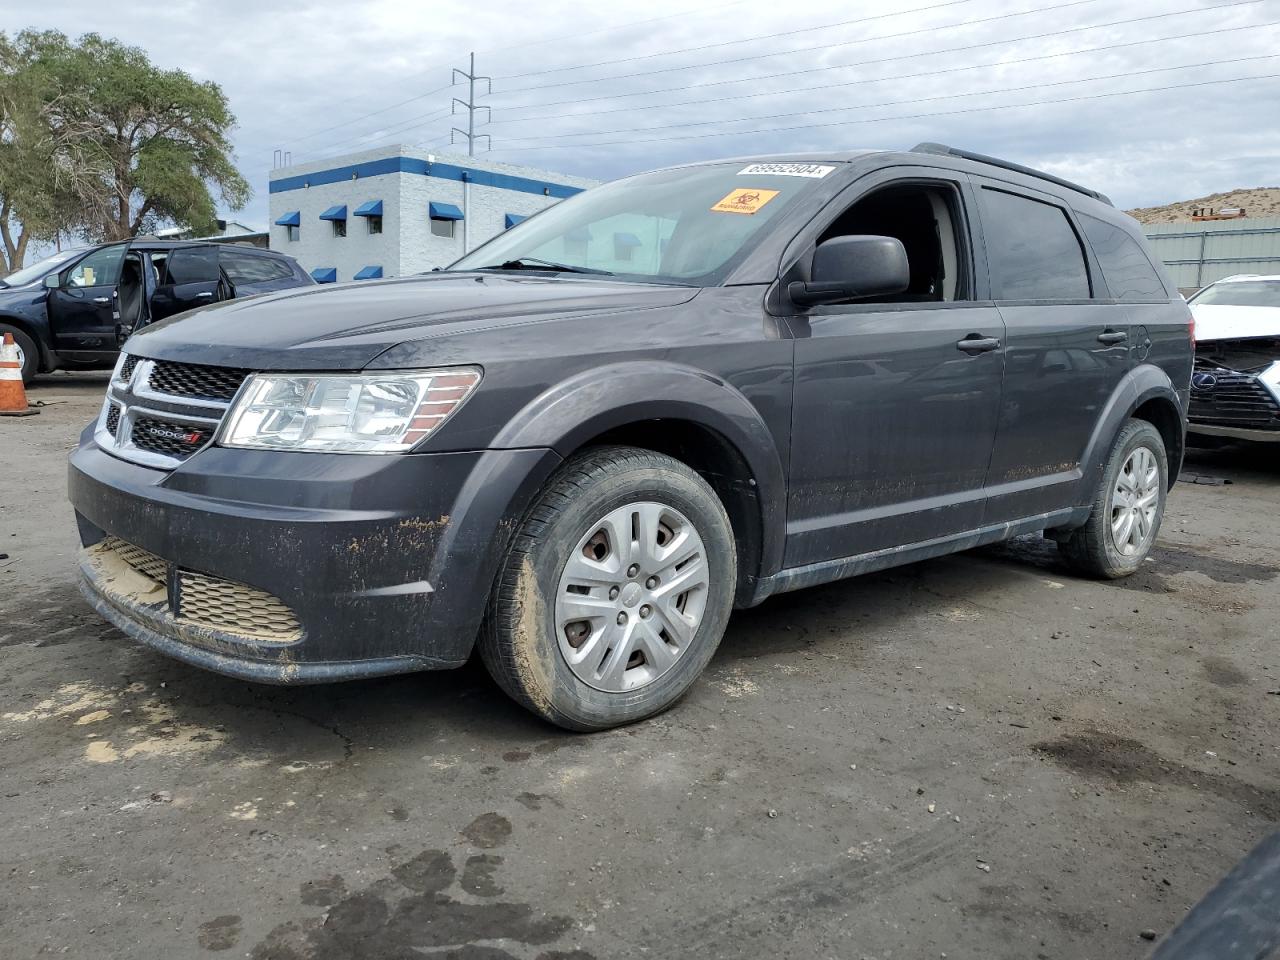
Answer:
220, 252, 295, 284
1077, 213, 1165, 300
980, 188, 1090, 300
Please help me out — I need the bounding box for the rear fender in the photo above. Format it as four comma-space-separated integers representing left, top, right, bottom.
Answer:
1078, 363, 1186, 500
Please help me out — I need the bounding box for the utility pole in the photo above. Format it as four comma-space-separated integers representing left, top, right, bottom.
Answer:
452, 52, 491, 254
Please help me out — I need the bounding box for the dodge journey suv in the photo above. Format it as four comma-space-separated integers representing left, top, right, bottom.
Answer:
69, 144, 1192, 730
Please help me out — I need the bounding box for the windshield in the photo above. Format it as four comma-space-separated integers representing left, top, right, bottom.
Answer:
0, 248, 86, 287
449, 161, 839, 284
1190, 279, 1280, 308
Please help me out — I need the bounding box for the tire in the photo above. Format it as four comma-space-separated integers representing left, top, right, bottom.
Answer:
1059, 419, 1168, 579
479, 445, 737, 731
0, 324, 38, 384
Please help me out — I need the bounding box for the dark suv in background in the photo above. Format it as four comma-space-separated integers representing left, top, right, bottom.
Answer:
0, 240, 312, 383
70, 144, 1192, 730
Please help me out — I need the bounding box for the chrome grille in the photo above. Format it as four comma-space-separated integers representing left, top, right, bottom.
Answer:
1190, 366, 1280, 430
101, 536, 168, 585
148, 360, 250, 402
177, 570, 302, 642
97, 354, 242, 469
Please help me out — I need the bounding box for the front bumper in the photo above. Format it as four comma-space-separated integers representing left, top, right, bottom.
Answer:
69, 433, 561, 682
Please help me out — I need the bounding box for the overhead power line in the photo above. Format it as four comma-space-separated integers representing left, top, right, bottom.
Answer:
487, 19, 1276, 128
489, 72, 1280, 153
499, 54, 1277, 144
486, 0, 1266, 105
486, 0, 1259, 96
492, 0, 983, 80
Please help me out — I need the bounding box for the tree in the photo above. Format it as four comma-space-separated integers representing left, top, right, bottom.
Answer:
0, 30, 250, 270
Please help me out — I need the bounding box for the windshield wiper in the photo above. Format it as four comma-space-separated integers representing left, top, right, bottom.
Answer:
475, 257, 614, 276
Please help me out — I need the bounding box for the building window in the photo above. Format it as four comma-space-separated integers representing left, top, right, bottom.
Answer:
286, 225, 299, 242
332, 219, 346, 238
367, 215, 382, 235
430, 217, 455, 239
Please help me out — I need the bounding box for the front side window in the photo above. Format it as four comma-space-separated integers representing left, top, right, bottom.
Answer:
66, 244, 127, 288
980, 188, 1090, 300
451, 161, 833, 284
1189, 279, 1280, 308
1078, 213, 1165, 300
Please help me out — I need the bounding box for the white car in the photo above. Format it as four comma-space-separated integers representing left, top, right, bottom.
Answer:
1187, 274, 1280, 443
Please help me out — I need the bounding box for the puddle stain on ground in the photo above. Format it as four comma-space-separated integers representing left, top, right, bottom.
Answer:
1035, 730, 1280, 820
249, 846, 591, 960
197, 915, 242, 951
461, 812, 513, 849
1202, 656, 1250, 688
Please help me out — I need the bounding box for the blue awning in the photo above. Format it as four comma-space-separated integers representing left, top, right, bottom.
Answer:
614, 231, 642, 248
353, 200, 383, 217
319, 205, 347, 221
274, 211, 300, 227
429, 201, 464, 221
566, 226, 592, 242
504, 213, 527, 229
311, 267, 337, 284
353, 265, 383, 280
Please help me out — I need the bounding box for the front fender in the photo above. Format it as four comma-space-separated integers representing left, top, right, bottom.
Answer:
490, 360, 788, 581
1079, 363, 1186, 497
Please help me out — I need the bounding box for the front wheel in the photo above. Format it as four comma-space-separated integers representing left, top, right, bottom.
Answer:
1059, 419, 1168, 578
480, 446, 736, 731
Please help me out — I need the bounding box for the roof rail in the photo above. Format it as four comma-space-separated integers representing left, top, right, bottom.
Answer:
910, 142, 1113, 206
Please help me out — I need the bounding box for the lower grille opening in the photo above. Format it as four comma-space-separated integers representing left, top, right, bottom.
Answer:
102, 535, 167, 585
177, 570, 302, 642
105, 403, 122, 437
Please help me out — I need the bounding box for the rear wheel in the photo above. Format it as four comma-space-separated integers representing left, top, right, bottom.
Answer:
1059, 419, 1167, 578
480, 446, 736, 731
0, 324, 37, 384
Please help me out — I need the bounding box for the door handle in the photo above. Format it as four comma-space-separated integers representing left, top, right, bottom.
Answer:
1097, 330, 1128, 345
956, 335, 1001, 354
196, 291, 214, 298
92, 296, 111, 304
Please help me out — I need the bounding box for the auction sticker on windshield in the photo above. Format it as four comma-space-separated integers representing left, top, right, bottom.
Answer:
711, 188, 781, 215
738, 162, 836, 178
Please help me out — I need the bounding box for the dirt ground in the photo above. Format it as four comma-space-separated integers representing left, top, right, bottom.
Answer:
2, 372, 1278, 960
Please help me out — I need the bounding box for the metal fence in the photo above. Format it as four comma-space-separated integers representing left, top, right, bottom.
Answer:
1144, 217, 1280, 294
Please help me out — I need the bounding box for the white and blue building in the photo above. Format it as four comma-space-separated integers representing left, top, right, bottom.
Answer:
267, 146, 598, 283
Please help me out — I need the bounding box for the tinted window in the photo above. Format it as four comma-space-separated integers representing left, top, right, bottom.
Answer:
1078, 214, 1165, 300
980, 188, 1090, 300
221, 251, 295, 284
164, 247, 220, 285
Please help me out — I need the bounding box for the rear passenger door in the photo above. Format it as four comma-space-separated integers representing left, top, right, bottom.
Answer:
975, 181, 1131, 524
149, 245, 223, 322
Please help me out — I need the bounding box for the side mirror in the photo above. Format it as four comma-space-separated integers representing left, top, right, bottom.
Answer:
788, 235, 910, 307
43, 274, 60, 290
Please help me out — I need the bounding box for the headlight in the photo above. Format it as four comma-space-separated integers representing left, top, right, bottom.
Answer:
220, 367, 481, 453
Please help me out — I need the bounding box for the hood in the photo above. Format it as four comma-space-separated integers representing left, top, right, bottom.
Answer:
1190, 303, 1280, 343
126, 273, 700, 369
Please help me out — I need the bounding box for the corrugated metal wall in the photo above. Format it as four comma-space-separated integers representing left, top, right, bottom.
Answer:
1144, 217, 1280, 294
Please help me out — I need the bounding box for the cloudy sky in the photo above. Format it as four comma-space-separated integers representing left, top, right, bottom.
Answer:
12, 0, 1280, 229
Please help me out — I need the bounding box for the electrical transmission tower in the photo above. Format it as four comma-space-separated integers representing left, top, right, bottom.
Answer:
451, 53, 491, 156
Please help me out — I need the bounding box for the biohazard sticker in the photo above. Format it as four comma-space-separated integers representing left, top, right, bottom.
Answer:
711, 188, 780, 215
738, 162, 836, 178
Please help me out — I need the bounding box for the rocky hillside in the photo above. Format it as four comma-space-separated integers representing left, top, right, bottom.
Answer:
1127, 187, 1280, 224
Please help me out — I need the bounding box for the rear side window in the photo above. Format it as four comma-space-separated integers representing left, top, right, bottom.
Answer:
1077, 214, 1166, 300
164, 246, 220, 285
221, 251, 295, 284
980, 188, 1090, 300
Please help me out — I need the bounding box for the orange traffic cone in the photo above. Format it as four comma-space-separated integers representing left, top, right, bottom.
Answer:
0, 331, 38, 417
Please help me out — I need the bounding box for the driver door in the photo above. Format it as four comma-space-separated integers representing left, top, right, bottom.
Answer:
46, 243, 128, 351
149, 245, 224, 322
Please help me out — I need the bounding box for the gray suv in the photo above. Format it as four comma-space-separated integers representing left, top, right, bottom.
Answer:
69, 143, 1192, 730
